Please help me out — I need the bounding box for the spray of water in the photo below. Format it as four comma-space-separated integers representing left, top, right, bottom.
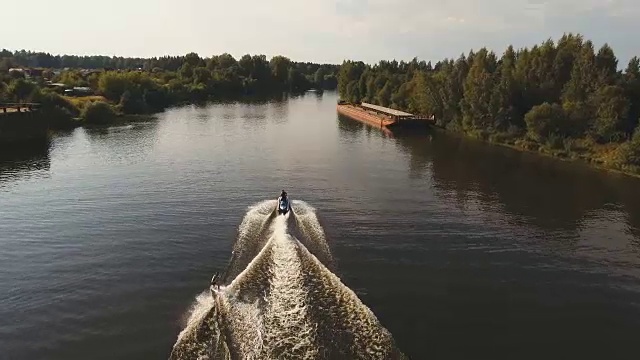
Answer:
169, 292, 229, 360
169, 200, 406, 360
291, 200, 334, 270
221, 200, 277, 283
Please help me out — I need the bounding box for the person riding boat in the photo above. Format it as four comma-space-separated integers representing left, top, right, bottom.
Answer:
277, 190, 290, 215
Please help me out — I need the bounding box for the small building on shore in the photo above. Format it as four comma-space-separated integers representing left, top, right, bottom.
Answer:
8, 68, 44, 78
64, 87, 94, 96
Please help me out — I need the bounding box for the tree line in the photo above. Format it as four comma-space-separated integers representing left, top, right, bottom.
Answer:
0, 51, 339, 126
337, 33, 640, 174
0, 49, 339, 86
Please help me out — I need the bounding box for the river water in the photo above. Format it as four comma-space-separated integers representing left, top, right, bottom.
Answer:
1, 91, 639, 360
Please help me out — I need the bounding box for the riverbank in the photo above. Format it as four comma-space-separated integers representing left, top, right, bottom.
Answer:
512, 139, 640, 179
0, 90, 314, 145
434, 126, 640, 179
63, 90, 307, 127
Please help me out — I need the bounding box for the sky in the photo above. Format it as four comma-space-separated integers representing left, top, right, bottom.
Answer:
2, 0, 640, 65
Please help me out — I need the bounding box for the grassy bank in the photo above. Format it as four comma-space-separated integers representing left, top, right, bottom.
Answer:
457, 128, 640, 178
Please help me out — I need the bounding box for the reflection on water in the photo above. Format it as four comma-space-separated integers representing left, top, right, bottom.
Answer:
334, 118, 640, 359
336, 114, 365, 137
393, 131, 640, 236
0, 140, 51, 186
336, 114, 394, 140
395, 130, 640, 285
82, 123, 160, 167
178, 99, 291, 132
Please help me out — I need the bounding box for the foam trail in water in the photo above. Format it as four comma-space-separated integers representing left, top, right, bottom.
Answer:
169, 292, 229, 360
297, 241, 405, 359
291, 200, 334, 269
213, 217, 289, 359
262, 216, 318, 359
170, 200, 406, 360
216, 290, 263, 359
222, 200, 277, 283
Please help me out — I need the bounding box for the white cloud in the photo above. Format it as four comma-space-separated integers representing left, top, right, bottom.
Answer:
0, 0, 639, 65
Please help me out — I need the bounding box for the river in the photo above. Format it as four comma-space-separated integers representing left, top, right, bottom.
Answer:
1, 91, 639, 359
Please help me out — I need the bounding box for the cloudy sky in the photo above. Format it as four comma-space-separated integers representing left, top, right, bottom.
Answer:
2, 0, 639, 65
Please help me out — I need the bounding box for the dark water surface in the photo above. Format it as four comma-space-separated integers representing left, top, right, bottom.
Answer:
1, 91, 639, 360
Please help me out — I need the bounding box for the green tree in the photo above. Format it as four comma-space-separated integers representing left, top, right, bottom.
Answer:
0, 81, 7, 101
562, 41, 598, 104
238, 55, 254, 77
193, 67, 212, 85
560, 41, 599, 136
376, 81, 392, 107
346, 80, 360, 103
287, 67, 308, 93
590, 85, 630, 142
178, 63, 194, 79
82, 101, 117, 125
337, 60, 365, 100
461, 48, 497, 131
595, 43, 618, 86
314, 67, 325, 88
553, 34, 584, 93
98, 71, 157, 106
58, 70, 87, 87
408, 71, 438, 117
270, 56, 291, 87
491, 45, 520, 130
616, 128, 640, 167
7, 79, 36, 101
0, 58, 12, 72
184, 52, 203, 67
216, 53, 237, 69
119, 90, 146, 114
623, 57, 640, 133
98, 72, 128, 101
524, 102, 568, 142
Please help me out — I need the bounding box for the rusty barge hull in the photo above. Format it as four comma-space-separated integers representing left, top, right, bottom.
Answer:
337, 104, 432, 134
337, 105, 395, 129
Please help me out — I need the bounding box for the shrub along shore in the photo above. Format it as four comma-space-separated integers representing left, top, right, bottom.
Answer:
0, 51, 339, 129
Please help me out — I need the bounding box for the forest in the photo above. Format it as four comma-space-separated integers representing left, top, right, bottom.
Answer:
337, 33, 640, 175
0, 50, 339, 126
